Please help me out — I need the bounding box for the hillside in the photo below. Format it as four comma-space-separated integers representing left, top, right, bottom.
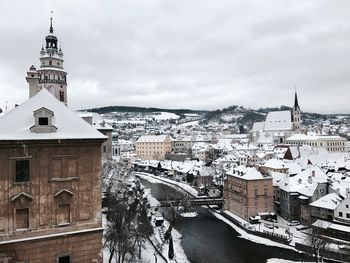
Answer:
85, 104, 341, 129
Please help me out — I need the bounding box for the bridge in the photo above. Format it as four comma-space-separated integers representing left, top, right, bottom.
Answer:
157, 197, 224, 207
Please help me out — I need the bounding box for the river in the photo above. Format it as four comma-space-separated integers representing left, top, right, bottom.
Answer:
139, 177, 314, 263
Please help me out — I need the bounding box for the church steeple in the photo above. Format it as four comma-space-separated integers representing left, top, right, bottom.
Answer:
292, 90, 301, 131
293, 91, 300, 110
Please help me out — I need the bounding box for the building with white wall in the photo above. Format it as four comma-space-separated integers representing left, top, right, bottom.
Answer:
285, 134, 346, 152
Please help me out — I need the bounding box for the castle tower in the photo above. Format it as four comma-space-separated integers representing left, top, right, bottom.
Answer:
292, 91, 301, 131
26, 16, 68, 105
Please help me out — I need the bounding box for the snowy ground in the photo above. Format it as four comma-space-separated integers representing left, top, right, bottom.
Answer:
152, 221, 190, 263
266, 259, 313, 263
180, 212, 198, 218
179, 120, 200, 127
151, 112, 180, 120
212, 211, 299, 252
102, 211, 189, 263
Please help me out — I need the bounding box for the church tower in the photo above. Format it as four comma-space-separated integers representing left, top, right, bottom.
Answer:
26, 16, 68, 105
292, 91, 301, 131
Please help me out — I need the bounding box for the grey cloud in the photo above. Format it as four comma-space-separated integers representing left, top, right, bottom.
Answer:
0, 0, 350, 113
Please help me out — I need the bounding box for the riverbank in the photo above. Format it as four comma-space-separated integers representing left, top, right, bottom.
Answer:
135, 172, 198, 197
136, 172, 318, 260
136, 172, 299, 250
143, 182, 190, 263
138, 173, 317, 263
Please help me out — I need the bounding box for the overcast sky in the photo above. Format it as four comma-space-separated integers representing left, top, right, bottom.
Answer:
1, 0, 350, 113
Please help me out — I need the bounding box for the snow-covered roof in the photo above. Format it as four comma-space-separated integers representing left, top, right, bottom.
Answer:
274, 166, 328, 192
284, 161, 302, 175
252, 121, 265, 132
77, 111, 113, 131
286, 134, 346, 142
297, 183, 318, 197
137, 134, 172, 142
0, 89, 107, 141
264, 159, 286, 170
264, 111, 292, 131
310, 193, 342, 210
329, 179, 350, 198
227, 165, 271, 180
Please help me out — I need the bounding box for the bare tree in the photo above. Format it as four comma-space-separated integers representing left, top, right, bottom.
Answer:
306, 226, 328, 263
104, 180, 152, 263
163, 192, 191, 260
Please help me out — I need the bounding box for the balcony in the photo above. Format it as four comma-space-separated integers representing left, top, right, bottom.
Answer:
40, 79, 66, 85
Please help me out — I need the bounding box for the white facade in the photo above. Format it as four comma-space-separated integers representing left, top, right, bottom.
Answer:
285, 134, 346, 152
335, 195, 350, 223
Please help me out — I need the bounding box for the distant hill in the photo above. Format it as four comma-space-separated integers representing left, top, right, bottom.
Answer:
85, 104, 338, 128
85, 105, 209, 115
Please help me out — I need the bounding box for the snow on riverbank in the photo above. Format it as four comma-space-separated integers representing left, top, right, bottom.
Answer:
162, 221, 190, 263
137, 171, 306, 259
136, 172, 199, 197
267, 259, 313, 263
211, 211, 299, 252
180, 212, 198, 218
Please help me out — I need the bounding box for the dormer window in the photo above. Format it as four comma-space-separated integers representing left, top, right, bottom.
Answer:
30, 107, 57, 133
39, 117, 49, 126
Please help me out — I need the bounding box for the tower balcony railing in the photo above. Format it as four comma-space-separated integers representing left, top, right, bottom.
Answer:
39, 79, 66, 85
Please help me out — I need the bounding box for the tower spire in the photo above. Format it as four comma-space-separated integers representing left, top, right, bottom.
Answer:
49, 11, 54, 33
294, 89, 299, 109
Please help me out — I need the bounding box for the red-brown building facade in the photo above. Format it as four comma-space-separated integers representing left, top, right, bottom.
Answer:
0, 89, 106, 262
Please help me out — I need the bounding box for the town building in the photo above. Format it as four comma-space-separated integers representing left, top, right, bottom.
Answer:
285, 134, 346, 152
0, 89, 106, 262
26, 17, 68, 105
78, 112, 113, 160
273, 166, 328, 221
310, 193, 342, 222
224, 166, 274, 220
251, 92, 302, 145
136, 134, 173, 160
112, 139, 135, 156
335, 194, 350, 223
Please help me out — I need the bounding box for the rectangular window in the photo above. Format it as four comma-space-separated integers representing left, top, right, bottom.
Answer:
339, 212, 343, 217
347, 213, 350, 219
66, 158, 77, 178
57, 204, 70, 225
38, 117, 48, 125
59, 91, 65, 102
16, 208, 29, 230
16, 160, 29, 182
103, 146, 107, 153
58, 255, 71, 263
49, 159, 62, 178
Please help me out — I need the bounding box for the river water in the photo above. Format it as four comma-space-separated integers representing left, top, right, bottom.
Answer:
139, 178, 313, 263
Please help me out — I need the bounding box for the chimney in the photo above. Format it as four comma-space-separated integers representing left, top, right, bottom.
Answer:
308, 176, 312, 184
